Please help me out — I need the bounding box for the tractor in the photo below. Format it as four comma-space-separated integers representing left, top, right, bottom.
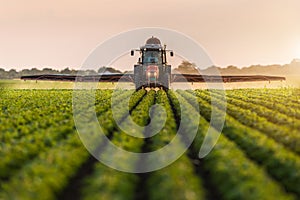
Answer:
21, 36, 286, 86
131, 37, 173, 90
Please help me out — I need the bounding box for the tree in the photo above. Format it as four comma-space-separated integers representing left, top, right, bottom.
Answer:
8, 69, 18, 78
0, 68, 7, 79
61, 68, 71, 74
173, 60, 199, 74
98, 66, 122, 74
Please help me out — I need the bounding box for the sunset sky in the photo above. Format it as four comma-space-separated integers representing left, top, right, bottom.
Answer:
0, 0, 299, 71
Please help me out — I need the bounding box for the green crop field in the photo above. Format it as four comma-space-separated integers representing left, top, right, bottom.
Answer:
0, 88, 300, 200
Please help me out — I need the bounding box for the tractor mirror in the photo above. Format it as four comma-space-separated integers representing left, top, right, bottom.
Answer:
131, 50, 134, 56
170, 51, 174, 57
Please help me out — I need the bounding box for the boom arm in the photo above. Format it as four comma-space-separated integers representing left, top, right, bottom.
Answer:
20, 74, 134, 82
171, 74, 286, 83
21, 73, 285, 83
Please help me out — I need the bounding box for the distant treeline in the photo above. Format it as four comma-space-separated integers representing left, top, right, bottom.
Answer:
174, 59, 300, 76
0, 67, 122, 79
1, 59, 299, 79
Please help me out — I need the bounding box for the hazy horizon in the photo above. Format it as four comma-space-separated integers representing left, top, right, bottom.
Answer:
1, 0, 300, 71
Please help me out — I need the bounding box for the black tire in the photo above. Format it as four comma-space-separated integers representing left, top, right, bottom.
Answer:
134, 65, 142, 90
162, 73, 170, 90
163, 65, 171, 90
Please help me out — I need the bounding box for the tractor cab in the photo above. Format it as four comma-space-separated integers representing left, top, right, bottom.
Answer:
143, 51, 161, 64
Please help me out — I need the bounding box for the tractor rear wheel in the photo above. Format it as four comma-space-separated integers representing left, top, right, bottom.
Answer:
162, 74, 170, 90
134, 65, 142, 90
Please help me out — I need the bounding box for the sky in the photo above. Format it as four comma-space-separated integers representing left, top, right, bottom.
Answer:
0, 0, 300, 71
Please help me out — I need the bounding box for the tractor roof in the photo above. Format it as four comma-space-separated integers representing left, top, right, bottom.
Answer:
146, 36, 161, 45
141, 36, 162, 50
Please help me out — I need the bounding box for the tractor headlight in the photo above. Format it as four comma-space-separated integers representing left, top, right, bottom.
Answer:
154, 72, 157, 76
147, 72, 151, 76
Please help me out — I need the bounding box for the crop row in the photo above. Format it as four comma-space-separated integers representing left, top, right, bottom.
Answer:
212, 89, 300, 128
170, 90, 294, 200
203, 90, 300, 131
185, 90, 300, 197
228, 88, 300, 106
223, 89, 300, 119
197, 89, 300, 154
1, 88, 299, 200
145, 90, 205, 200
81, 90, 206, 200
80, 90, 152, 200
0, 90, 119, 180
0, 89, 145, 200
0, 90, 75, 142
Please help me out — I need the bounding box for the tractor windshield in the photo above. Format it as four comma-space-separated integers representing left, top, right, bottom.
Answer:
143, 50, 162, 64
